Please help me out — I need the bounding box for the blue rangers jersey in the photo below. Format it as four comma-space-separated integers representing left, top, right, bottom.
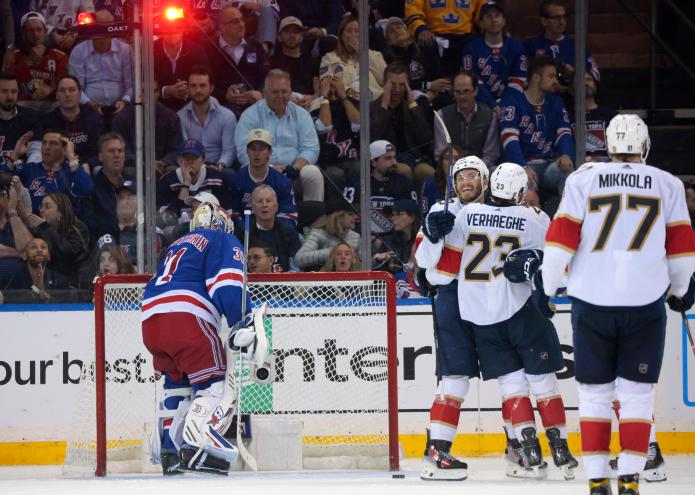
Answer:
523, 34, 600, 82
498, 89, 575, 166
142, 227, 251, 330
462, 35, 527, 107
228, 166, 298, 226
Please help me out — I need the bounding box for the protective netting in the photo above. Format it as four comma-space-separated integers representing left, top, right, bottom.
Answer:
64, 276, 394, 474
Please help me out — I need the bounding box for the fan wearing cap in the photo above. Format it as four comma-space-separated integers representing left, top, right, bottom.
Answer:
382, 17, 451, 105
462, 2, 527, 108
228, 128, 298, 226
368, 139, 417, 235
372, 199, 420, 275
270, 16, 320, 109
27, 1, 94, 53
9, 12, 68, 111
157, 139, 232, 218
295, 198, 359, 271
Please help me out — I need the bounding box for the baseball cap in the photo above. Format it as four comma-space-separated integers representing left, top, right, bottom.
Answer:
21, 12, 47, 29
369, 140, 396, 160
480, 1, 504, 18
278, 16, 303, 32
116, 178, 136, 195
382, 17, 406, 37
179, 139, 205, 157
247, 128, 273, 147
184, 191, 220, 207
392, 199, 421, 219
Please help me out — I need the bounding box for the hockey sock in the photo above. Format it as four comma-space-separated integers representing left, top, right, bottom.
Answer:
578, 382, 614, 480
504, 396, 536, 440
616, 377, 654, 476
429, 375, 469, 443
527, 373, 568, 438
502, 398, 516, 441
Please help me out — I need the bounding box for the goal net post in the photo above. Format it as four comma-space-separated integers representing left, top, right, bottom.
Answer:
63, 272, 399, 475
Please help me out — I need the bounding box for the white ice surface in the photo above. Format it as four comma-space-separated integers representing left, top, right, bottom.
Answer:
1, 456, 693, 495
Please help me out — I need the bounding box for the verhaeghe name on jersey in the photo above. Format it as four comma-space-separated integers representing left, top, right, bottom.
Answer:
467, 212, 527, 231
599, 172, 652, 189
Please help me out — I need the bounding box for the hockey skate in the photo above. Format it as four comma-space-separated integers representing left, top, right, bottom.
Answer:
518, 427, 548, 479
161, 450, 183, 476
420, 439, 469, 481
608, 442, 666, 482
546, 427, 579, 479
179, 446, 231, 476
589, 478, 613, 495
618, 474, 640, 495
504, 437, 537, 479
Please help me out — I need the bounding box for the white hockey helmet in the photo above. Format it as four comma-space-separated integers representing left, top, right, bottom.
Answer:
606, 114, 650, 161
190, 202, 235, 235
490, 162, 528, 203
451, 155, 489, 183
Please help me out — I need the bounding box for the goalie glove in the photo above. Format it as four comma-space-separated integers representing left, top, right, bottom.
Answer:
228, 304, 269, 367
503, 249, 544, 283
422, 210, 456, 244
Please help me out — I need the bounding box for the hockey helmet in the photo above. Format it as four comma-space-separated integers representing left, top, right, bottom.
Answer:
490, 162, 528, 204
606, 114, 650, 161
451, 155, 489, 201
190, 202, 234, 235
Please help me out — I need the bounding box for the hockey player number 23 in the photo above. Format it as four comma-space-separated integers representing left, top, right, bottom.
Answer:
155, 247, 188, 285
589, 194, 660, 251
464, 233, 520, 281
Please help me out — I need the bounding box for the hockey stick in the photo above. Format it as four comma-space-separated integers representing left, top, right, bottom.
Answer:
234, 209, 258, 471
429, 294, 445, 401
682, 311, 695, 358
432, 109, 454, 214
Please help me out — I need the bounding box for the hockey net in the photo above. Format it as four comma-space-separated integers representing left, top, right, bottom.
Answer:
63, 272, 399, 475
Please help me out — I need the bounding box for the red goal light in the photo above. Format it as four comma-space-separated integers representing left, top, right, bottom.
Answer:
77, 12, 96, 25
163, 6, 185, 22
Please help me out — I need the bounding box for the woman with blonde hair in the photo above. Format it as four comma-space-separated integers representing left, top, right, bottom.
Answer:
320, 241, 361, 273
319, 15, 387, 101
295, 202, 360, 271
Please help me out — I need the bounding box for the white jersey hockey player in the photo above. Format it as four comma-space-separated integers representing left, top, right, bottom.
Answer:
418, 162, 578, 480
542, 114, 695, 495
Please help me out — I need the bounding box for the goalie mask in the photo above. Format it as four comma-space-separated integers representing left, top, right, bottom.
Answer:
490, 162, 527, 204
451, 155, 489, 204
190, 202, 234, 235
606, 114, 650, 161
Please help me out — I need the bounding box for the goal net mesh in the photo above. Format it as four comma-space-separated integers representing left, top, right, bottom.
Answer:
64, 275, 396, 473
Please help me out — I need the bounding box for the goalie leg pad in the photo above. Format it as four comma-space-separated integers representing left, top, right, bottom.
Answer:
182, 380, 238, 465
150, 374, 192, 465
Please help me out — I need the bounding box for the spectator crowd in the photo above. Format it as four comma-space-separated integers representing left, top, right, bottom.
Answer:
0, 1, 693, 303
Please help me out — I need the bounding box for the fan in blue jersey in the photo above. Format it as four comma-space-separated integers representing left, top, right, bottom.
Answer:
498, 55, 575, 198
141, 202, 261, 476
228, 128, 297, 226
462, 2, 527, 108
523, 0, 600, 93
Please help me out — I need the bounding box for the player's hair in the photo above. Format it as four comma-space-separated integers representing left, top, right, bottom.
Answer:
99, 244, 136, 275
335, 15, 359, 61
383, 61, 410, 81
320, 241, 361, 272
452, 70, 478, 89
540, 0, 565, 17
528, 55, 557, 78
0, 71, 18, 84
44, 192, 77, 235
97, 131, 125, 152
57, 75, 82, 91
188, 65, 214, 86
42, 129, 69, 143
264, 69, 291, 88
